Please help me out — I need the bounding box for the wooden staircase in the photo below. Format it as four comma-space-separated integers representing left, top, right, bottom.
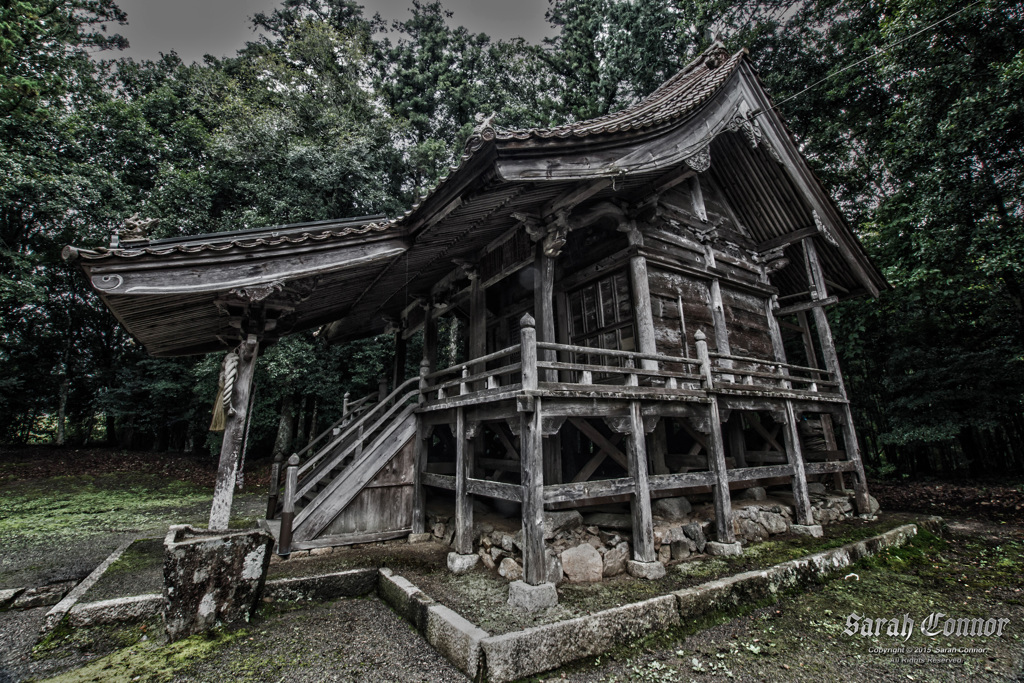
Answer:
265, 378, 421, 551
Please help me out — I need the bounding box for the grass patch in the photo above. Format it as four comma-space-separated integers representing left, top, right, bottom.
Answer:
36, 628, 245, 683
0, 474, 213, 547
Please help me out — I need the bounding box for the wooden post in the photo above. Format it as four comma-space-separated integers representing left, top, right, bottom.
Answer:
411, 359, 430, 534
266, 453, 283, 519
423, 300, 438, 373
392, 329, 407, 390
468, 268, 486, 390
378, 376, 389, 401
783, 401, 814, 525
520, 313, 537, 392
520, 398, 545, 585
627, 400, 655, 562
209, 334, 260, 531
728, 415, 748, 468
454, 407, 474, 555
803, 238, 871, 514
535, 244, 557, 382
650, 420, 669, 475
820, 414, 845, 490
708, 279, 731, 356
765, 295, 792, 389
706, 398, 734, 543
695, 330, 714, 389
624, 225, 658, 371
278, 454, 299, 556
342, 391, 351, 425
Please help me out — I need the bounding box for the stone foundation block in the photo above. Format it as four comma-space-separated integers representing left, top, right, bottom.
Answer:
508, 581, 558, 611
408, 532, 433, 544
447, 552, 479, 574
790, 524, 824, 538
705, 541, 743, 557
425, 603, 489, 680
626, 560, 666, 580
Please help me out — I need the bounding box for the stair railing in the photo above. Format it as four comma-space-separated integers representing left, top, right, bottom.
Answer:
292, 376, 421, 500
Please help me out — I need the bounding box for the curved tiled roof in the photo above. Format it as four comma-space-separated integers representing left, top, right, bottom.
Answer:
465, 43, 744, 149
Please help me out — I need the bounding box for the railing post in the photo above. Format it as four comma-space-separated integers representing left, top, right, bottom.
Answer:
520, 313, 537, 391
266, 453, 283, 519
418, 358, 430, 404
625, 357, 639, 387
460, 366, 469, 395
278, 454, 299, 557
695, 329, 714, 390
342, 391, 351, 425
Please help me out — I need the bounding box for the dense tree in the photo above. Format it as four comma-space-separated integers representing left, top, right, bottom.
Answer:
3, 0, 1022, 480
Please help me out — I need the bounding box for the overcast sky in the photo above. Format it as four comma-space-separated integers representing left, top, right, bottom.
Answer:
100, 0, 554, 64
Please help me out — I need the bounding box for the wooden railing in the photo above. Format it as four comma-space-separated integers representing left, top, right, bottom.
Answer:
419, 344, 523, 402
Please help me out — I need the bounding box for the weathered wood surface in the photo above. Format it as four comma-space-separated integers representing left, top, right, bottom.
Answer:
520, 398, 545, 585
292, 406, 417, 540
210, 335, 259, 531
543, 477, 635, 504
782, 400, 814, 526
627, 400, 656, 562
466, 478, 523, 502
90, 237, 408, 296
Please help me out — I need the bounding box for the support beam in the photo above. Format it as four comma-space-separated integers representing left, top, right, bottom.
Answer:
626, 400, 655, 562
803, 238, 872, 514
209, 334, 260, 531
705, 398, 734, 543
454, 407, 474, 554
727, 415, 747, 468
468, 268, 486, 390
411, 360, 431, 534
392, 328, 407, 391
535, 244, 557, 382
650, 419, 669, 475
423, 301, 438, 373
520, 398, 545, 585
625, 225, 658, 371
782, 400, 814, 526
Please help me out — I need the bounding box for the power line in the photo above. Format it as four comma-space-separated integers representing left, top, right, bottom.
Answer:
767, 0, 987, 112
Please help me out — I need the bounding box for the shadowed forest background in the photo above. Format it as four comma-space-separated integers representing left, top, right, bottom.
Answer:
2, 0, 1022, 480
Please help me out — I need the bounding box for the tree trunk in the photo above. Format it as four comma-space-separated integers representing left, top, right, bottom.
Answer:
272, 394, 296, 459
306, 398, 319, 447
293, 396, 309, 449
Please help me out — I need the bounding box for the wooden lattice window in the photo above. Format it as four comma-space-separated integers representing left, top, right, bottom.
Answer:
566, 271, 635, 369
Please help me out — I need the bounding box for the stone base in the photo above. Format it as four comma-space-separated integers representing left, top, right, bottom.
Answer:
507, 581, 558, 611
163, 525, 273, 642
705, 541, 743, 557
408, 533, 433, 544
447, 552, 480, 574
790, 524, 824, 538
626, 560, 666, 580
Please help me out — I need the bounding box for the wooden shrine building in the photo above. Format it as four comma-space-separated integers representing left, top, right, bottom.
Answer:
65, 43, 887, 594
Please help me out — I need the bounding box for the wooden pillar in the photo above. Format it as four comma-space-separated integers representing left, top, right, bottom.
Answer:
820, 414, 845, 490
411, 359, 430, 534
209, 334, 260, 531
277, 454, 299, 556
783, 400, 814, 526
468, 269, 486, 389
728, 415, 747, 468
803, 238, 872, 514
625, 224, 658, 371
708, 279, 731, 357
519, 314, 545, 585
765, 295, 792, 389
534, 243, 557, 382
627, 400, 655, 562
392, 329, 407, 390
650, 419, 669, 475
266, 453, 283, 519
706, 398, 734, 543
454, 406, 474, 554
423, 301, 438, 373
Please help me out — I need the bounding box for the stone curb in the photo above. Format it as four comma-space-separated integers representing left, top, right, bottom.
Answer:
378, 568, 489, 680
482, 594, 680, 683
478, 522, 925, 683
262, 568, 378, 602
67, 594, 164, 627
42, 539, 135, 633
